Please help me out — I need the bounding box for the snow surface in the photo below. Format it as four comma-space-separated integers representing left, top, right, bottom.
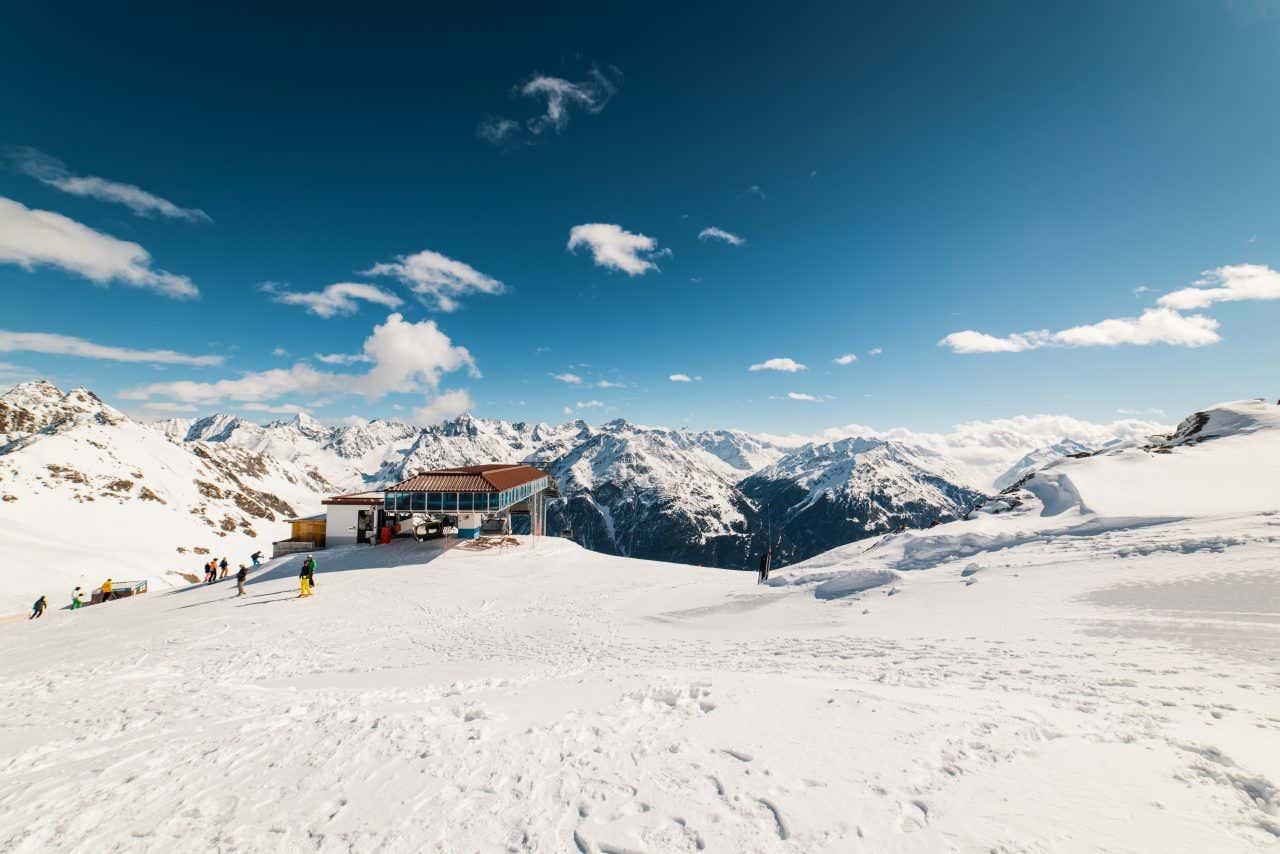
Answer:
2, 400, 1278, 852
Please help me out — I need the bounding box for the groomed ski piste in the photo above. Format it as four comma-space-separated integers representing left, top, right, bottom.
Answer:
1, 400, 1278, 852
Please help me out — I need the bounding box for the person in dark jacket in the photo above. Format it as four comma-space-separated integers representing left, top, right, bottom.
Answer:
298, 555, 316, 598
219, 557, 229, 580
236, 564, 248, 597
29, 595, 47, 619
250, 550, 263, 566
757, 546, 772, 584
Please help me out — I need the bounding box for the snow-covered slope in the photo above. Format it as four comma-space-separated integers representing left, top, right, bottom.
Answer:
0, 382, 338, 612
1009, 398, 1280, 518
3, 486, 1276, 852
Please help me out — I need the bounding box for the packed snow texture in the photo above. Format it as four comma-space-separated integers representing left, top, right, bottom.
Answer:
1, 399, 1278, 852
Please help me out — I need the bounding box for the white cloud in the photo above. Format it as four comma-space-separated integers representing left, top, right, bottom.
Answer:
314, 352, 372, 365
262, 281, 403, 318
0, 196, 198, 298
1157, 264, 1280, 311
698, 227, 745, 246
552, 372, 582, 385
668, 373, 695, 382
596, 379, 624, 388
939, 308, 1220, 353
567, 223, 665, 276
479, 66, 620, 146
563, 406, 573, 415
140, 401, 198, 413
413, 389, 473, 425
575, 400, 604, 409
271, 347, 289, 358
8, 147, 211, 223
868, 347, 883, 356
476, 117, 521, 145
342, 415, 369, 427
832, 353, 857, 365
242, 403, 311, 415
1117, 407, 1167, 417
363, 248, 504, 312
121, 313, 477, 405
787, 392, 821, 402
0, 329, 222, 366
749, 357, 807, 373
745, 185, 766, 199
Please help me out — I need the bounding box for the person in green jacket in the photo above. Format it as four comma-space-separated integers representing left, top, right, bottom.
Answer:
70, 587, 84, 609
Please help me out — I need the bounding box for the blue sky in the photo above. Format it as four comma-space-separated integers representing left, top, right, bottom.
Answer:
2, 1, 1279, 433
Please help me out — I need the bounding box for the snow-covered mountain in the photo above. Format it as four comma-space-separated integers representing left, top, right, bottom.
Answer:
740, 436, 987, 562
529, 423, 771, 568
0, 382, 338, 611
992, 438, 1096, 491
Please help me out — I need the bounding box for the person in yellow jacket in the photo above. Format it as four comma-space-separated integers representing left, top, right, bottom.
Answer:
100, 578, 116, 602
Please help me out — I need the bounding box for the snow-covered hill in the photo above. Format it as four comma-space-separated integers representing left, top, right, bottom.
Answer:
0, 382, 338, 611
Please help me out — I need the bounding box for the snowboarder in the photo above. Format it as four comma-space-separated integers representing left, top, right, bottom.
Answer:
298, 555, 315, 598
250, 550, 263, 566
29, 595, 47, 619
71, 587, 84, 610
219, 557, 229, 579
236, 564, 248, 597
757, 546, 772, 584
100, 579, 116, 601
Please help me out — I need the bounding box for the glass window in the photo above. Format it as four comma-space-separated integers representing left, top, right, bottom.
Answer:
383, 493, 394, 511
459, 492, 473, 511
410, 492, 425, 512
427, 492, 443, 511
443, 493, 457, 511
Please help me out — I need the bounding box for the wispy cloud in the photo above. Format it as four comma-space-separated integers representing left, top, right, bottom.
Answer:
271, 347, 289, 358
0, 196, 198, 298
787, 392, 821, 402
1157, 264, 1280, 311
0, 329, 222, 366
749, 357, 807, 373
698, 227, 745, 246
574, 400, 604, 409
832, 353, 857, 365
262, 281, 403, 318
568, 223, 666, 275
122, 314, 477, 405
551, 372, 582, 385
363, 248, 504, 312
479, 66, 620, 146
8, 147, 211, 223
668, 373, 699, 382
868, 347, 883, 356
596, 379, 625, 388
314, 352, 372, 365
939, 308, 1220, 353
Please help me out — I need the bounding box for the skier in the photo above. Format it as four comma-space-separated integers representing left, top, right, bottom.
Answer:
250, 550, 263, 567
205, 561, 216, 584
29, 595, 47, 619
70, 587, 84, 610
100, 579, 116, 602
757, 545, 772, 584
235, 564, 248, 597
219, 557, 229, 580
298, 554, 316, 598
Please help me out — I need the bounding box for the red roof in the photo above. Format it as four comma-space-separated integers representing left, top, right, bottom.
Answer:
387, 464, 549, 493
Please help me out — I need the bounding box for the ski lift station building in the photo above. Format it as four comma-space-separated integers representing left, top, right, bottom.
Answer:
321, 464, 553, 546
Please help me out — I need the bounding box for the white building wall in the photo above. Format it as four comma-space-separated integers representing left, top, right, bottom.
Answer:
324, 504, 365, 546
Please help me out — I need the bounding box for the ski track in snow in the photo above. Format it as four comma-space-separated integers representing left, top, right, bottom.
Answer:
1, 514, 1278, 853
